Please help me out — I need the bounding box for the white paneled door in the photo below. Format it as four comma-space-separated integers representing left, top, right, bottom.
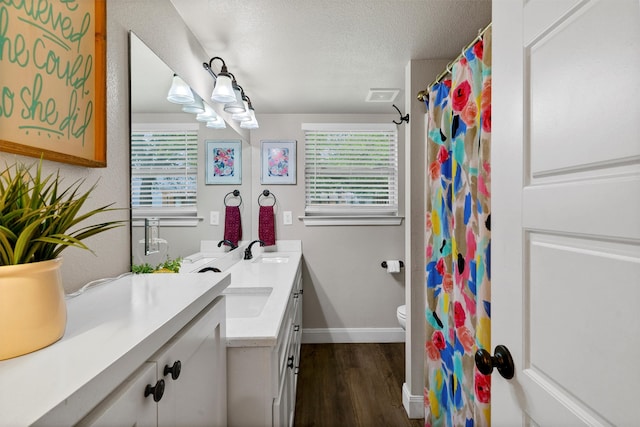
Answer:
492, 0, 640, 425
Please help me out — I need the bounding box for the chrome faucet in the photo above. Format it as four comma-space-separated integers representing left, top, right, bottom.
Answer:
217, 239, 237, 250
244, 240, 265, 260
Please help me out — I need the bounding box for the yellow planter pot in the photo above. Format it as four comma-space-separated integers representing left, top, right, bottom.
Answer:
0, 259, 66, 360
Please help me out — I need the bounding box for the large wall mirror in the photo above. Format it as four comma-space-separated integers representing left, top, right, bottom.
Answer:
129, 32, 252, 269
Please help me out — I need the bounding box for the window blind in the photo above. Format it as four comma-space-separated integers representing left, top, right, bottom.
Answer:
303, 124, 398, 215
131, 127, 198, 217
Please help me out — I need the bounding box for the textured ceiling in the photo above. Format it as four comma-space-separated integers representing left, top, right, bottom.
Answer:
140, 1, 491, 115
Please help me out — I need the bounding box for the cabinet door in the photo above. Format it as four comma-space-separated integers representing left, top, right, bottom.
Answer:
154, 297, 226, 427
77, 362, 158, 427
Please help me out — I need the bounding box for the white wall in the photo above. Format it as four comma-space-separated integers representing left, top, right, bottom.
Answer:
251, 114, 407, 338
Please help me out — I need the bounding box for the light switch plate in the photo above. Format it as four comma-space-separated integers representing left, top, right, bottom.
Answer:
210, 211, 220, 225
283, 211, 292, 225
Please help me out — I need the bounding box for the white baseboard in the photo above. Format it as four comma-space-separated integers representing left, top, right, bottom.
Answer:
402, 383, 425, 419
302, 327, 405, 344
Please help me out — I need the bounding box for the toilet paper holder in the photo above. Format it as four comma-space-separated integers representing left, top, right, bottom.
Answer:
380, 260, 404, 269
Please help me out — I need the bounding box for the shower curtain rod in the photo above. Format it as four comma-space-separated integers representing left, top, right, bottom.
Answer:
416, 22, 492, 102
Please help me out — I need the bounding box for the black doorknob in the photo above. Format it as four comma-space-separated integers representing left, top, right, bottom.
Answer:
475, 345, 515, 379
144, 379, 165, 402
163, 360, 182, 380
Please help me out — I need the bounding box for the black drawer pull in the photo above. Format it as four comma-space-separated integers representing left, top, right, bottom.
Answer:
164, 360, 181, 380
144, 379, 165, 402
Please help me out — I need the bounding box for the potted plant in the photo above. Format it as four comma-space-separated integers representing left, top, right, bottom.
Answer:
0, 160, 123, 360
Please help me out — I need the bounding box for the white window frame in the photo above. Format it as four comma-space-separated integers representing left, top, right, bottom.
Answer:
301, 123, 402, 226
131, 123, 200, 226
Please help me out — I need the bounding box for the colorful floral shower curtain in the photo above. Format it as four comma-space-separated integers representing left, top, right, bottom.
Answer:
424, 27, 492, 427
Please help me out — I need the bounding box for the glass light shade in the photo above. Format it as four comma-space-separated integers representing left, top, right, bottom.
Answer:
240, 109, 259, 129
206, 116, 226, 129
223, 87, 246, 113
181, 92, 205, 113
196, 104, 218, 122
210, 74, 236, 103
167, 74, 195, 104
231, 100, 251, 121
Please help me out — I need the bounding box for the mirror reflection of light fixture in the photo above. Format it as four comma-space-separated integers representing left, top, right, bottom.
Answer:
203, 57, 236, 103
206, 115, 226, 129
181, 92, 205, 113
196, 103, 218, 122
167, 74, 195, 104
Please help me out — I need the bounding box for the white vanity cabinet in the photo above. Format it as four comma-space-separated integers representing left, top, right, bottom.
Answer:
0, 274, 230, 427
227, 264, 303, 427
79, 296, 227, 427
273, 269, 303, 427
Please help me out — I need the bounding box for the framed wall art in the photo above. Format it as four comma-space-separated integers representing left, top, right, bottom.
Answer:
0, 0, 107, 167
261, 140, 296, 185
205, 140, 242, 184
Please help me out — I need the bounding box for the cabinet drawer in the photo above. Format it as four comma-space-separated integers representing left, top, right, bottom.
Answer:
77, 362, 158, 427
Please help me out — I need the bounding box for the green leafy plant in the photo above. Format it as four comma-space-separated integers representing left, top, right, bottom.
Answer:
131, 262, 156, 274
132, 257, 183, 274
0, 161, 124, 266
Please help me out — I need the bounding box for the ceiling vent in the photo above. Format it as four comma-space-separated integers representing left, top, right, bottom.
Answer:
365, 88, 400, 103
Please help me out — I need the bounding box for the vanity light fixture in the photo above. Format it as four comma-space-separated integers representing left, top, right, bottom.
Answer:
203, 55, 258, 128
204, 57, 237, 104
167, 74, 194, 104
181, 92, 205, 114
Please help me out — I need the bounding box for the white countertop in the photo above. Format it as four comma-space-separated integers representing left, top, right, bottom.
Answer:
0, 273, 230, 427
224, 247, 302, 347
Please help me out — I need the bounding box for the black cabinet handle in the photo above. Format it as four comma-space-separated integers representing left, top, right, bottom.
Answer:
164, 360, 182, 380
144, 379, 165, 402
287, 355, 295, 369
294, 325, 300, 332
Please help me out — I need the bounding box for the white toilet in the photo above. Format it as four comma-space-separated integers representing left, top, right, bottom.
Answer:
397, 304, 406, 330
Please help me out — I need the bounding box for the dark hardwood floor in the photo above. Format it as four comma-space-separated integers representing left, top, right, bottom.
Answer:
294, 343, 425, 427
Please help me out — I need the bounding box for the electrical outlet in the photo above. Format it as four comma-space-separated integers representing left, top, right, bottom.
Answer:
283, 211, 292, 225
210, 211, 220, 225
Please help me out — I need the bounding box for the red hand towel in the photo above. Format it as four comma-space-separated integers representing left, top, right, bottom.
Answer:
258, 205, 276, 246
224, 205, 242, 247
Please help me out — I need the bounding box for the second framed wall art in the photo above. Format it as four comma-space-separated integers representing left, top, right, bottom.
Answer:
261, 140, 296, 185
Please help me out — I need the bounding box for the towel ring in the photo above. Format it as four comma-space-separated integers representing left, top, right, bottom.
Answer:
224, 190, 242, 207
258, 189, 276, 206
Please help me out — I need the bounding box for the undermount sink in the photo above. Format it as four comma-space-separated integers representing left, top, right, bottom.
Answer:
252, 255, 289, 264
223, 287, 272, 318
